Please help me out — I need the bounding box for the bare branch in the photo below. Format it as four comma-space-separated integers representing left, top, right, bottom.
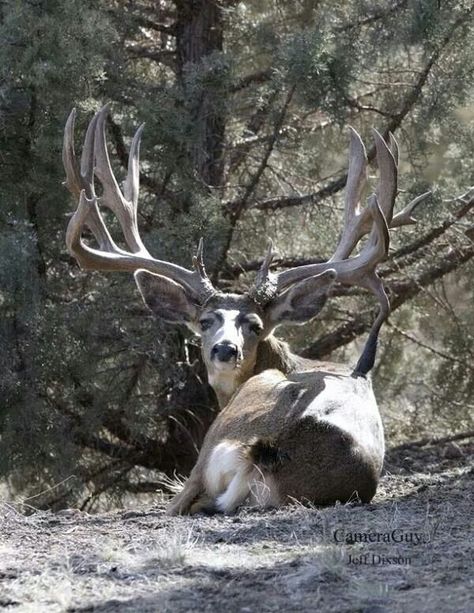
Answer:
230, 69, 273, 93
391, 430, 474, 451
384, 192, 474, 272
226, 90, 279, 178
336, 0, 408, 32
232, 86, 297, 220
386, 320, 470, 368
221, 254, 326, 279
130, 15, 177, 36
126, 45, 176, 71
345, 96, 395, 117
215, 87, 296, 279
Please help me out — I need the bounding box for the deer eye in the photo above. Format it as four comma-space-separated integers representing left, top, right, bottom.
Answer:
248, 322, 263, 335
199, 318, 213, 332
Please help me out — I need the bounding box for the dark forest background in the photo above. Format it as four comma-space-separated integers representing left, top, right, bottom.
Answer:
0, 0, 473, 511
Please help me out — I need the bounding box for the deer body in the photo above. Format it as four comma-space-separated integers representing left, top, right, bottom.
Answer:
62, 107, 427, 515
167, 348, 384, 515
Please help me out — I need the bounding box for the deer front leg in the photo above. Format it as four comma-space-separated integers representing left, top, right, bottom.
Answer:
165, 472, 206, 516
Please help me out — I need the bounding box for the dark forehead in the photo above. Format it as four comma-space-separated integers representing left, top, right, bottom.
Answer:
202, 293, 262, 315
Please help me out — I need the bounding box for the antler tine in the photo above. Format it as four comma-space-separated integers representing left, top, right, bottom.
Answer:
330, 127, 369, 262
373, 129, 398, 226
66, 190, 128, 270
391, 190, 431, 227
259, 240, 276, 280
354, 271, 390, 374
364, 195, 390, 261
275, 128, 394, 294
192, 237, 204, 274
94, 106, 148, 255
63, 108, 144, 264
80, 110, 100, 195
192, 238, 211, 281
345, 195, 391, 376
123, 123, 144, 209
63, 109, 83, 197
249, 240, 279, 305
63, 108, 117, 253
388, 132, 399, 167
345, 126, 368, 221
191, 238, 217, 297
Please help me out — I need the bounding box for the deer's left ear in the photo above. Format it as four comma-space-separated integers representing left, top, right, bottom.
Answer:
266, 270, 337, 327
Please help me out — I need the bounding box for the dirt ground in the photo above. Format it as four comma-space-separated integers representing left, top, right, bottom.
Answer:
1, 441, 473, 613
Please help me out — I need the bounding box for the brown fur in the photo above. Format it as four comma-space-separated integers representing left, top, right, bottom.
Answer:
136, 273, 384, 515
167, 364, 384, 514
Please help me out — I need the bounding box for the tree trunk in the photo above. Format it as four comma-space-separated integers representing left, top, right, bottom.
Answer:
175, 0, 225, 188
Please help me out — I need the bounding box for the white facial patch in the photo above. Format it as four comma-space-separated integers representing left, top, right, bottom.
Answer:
208, 309, 244, 354
200, 306, 264, 405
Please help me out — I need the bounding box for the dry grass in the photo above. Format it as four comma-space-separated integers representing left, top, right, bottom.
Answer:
1, 441, 473, 612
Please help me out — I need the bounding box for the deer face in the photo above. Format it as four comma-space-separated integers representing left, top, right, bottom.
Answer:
196, 294, 266, 392
135, 269, 337, 404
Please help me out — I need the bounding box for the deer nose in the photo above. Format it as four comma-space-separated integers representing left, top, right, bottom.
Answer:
211, 342, 238, 362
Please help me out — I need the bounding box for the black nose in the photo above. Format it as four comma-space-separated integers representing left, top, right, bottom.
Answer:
211, 342, 238, 362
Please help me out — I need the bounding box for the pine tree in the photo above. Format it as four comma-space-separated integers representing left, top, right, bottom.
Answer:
1, 0, 473, 509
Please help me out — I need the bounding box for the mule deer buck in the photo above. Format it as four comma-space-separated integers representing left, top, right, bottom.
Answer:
63, 106, 427, 515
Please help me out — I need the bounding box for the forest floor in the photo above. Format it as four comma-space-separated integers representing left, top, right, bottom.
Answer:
1, 440, 473, 613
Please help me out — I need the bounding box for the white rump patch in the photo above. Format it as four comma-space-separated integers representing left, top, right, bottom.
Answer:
204, 441, 248, 497
215, 469, 252, 513
204, 440, 280, 513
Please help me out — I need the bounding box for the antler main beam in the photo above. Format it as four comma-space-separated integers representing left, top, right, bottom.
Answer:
62, 106, 216, 302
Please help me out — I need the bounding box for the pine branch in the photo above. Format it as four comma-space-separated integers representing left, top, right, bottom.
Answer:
126, 45, 177, 70
230, 68, 273, 93
42, 389, 198, 477
214, 87, 296, 280
301, 243, 474, 359
337, 1, 408, 32
228, 10, 472, 214
386, 190, 474, 265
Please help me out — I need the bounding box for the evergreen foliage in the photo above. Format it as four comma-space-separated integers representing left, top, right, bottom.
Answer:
0, 0, 472, 510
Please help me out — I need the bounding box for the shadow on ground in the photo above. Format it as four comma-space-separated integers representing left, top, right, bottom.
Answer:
1, 441, 472, 613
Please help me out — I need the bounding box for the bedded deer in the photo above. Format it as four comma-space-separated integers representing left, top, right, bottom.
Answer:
63, 106, 427, 515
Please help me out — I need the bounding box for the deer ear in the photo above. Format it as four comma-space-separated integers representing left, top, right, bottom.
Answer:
266, 270, 337, 327
134, 270, 199, 324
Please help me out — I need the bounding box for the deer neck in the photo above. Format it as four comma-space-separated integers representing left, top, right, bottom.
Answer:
253, 335, 300, 377
211, 335, 299, 409
209, 367, 253, 409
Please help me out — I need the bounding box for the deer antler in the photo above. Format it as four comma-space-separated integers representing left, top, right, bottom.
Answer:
63, 106, 216, 302
251, 129, 395, 297
248, 241, 279, 306
252, 127, 429, 373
